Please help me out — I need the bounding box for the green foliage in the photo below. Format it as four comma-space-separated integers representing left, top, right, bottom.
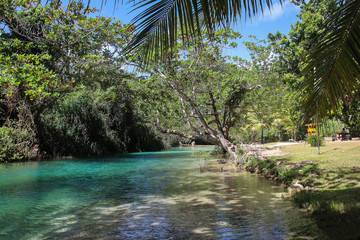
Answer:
0, 123, 34, 162
39, 89, 163, 157
230, 37, 300, 144
0, 1, 158, 161
337, 90, 360, 137
305, 134, 325, 147
268, 0, 338, 81
243, 39, 287, 142
192, 150, 211, 172
276, 167, 297, 184
131, 28, 247, 149
125, 0, 275, 62
0, 44, 59, 101
268, 0, 343, 123
211, 146, 225, 156
320, 119, 344, 137
246, 158, 276, 170
301, 0, 360, 121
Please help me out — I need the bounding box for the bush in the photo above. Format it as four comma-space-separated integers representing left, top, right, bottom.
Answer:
193, 150, 211, 172
0, 124, 35, 162
211, 146, 225, 156
305, 134, 325, 147
245, 157, 276, 170
276, 167, 298, 183
38, 90, 163, 157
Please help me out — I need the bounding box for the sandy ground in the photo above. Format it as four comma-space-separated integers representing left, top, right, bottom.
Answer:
270, 142, 300, 147
247, 142, 300, 158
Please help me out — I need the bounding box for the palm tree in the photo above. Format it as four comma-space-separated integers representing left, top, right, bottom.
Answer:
301, 0, 360, 121
124, 0, 280, 59
102, 0, 358, 122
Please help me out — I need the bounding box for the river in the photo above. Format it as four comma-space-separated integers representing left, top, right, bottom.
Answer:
0, 147, 320, 239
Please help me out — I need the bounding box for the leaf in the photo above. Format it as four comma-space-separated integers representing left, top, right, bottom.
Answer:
301, 0, 360, 121
124, 0, 279, 62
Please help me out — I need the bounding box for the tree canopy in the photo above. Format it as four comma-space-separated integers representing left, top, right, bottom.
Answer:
125, 0, 360, 122
0, 0, 163, 161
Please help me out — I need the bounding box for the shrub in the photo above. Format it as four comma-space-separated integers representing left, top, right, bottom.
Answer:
0, 124, 34, 162
245, 157, 276, 170
193, 150, 211, 172
305, 134, 325, 147
39, 90, 163, 157
211, 146, 225, 156
277, 167, 298, 183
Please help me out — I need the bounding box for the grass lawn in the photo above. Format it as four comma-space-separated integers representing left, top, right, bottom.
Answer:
281, 140, 360, 189
283, 140, 360, 168
277, 140, 360, 239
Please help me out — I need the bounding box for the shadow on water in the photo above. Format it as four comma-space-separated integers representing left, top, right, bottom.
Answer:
40, 173, 321, 239
0, 147, 323, 239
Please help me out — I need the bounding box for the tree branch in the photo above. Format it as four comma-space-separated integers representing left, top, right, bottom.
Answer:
180, 98, 199, 133
208, 90, 223, 134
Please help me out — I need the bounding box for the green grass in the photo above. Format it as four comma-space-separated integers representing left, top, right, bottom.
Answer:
283, 141, 360, 167
277, 141, 360, 239
281, 141, 360, 189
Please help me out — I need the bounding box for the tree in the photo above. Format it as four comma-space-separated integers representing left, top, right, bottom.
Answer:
268, 0, 338, 78
38, 84, 164, 157
0, 0, 143, 160
336, 89, 360, 137
268, 0, 354, 125
131, 29, 260, 162
301, 0, 360, 120
123, 0, 280, 60
125, 0, 359, 123
240, 37, 288, 143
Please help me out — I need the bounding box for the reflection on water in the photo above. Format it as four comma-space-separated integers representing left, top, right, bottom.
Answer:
0, 147, 319, 239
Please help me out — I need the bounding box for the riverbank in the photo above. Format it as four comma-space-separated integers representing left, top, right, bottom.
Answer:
241, 140, 360, 239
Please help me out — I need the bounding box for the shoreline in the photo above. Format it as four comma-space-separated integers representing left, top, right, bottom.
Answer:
236, 140, 360, 239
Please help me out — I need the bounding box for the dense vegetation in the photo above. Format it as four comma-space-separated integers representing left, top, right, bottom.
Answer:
0, 1, 163, 162
0, 0, 359, 163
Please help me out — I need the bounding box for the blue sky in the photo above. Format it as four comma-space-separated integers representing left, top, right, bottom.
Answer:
89, 0, 301, 59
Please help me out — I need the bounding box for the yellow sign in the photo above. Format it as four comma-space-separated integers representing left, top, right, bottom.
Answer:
305, 123, 319, 136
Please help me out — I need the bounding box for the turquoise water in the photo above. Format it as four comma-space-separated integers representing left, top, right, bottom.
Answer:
0, 147, 319, 239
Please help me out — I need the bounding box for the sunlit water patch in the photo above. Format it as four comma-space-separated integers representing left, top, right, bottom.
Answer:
0, 147, 320, 239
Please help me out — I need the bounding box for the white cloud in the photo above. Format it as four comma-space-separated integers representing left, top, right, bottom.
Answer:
254, 1, 300, 23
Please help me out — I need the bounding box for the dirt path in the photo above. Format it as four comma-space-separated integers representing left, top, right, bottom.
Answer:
270, 142, 300, 147
246, 142, 300, 158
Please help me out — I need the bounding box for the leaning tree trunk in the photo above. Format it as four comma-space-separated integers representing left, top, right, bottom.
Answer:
216, 133, 239, 163
156, 123, 240, 165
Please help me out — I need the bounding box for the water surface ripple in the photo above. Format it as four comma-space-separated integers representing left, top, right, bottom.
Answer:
0, 147, 319, 239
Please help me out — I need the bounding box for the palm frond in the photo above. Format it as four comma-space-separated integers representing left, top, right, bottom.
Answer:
124, 0, 277, 61
301, 0, 360, 121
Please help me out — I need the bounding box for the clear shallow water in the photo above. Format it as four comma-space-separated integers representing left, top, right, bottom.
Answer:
0, 147, 320, 239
